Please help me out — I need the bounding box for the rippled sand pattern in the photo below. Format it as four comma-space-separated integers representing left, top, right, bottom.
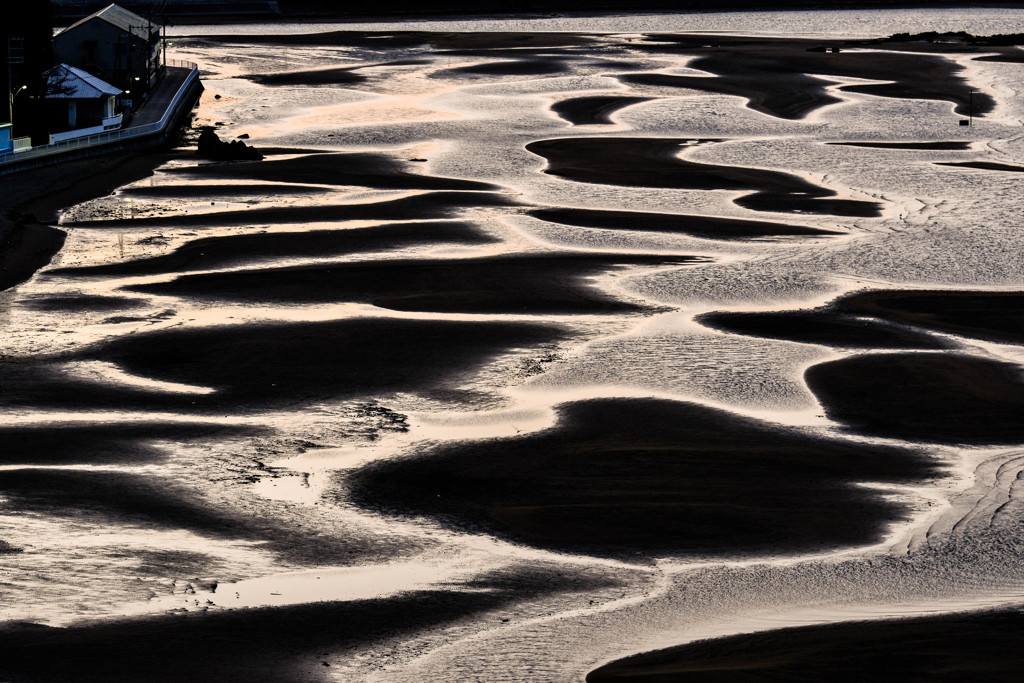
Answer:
4, 15, 1024, 682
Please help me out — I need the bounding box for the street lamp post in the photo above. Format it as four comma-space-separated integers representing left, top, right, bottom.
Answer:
9, 85, 27, 131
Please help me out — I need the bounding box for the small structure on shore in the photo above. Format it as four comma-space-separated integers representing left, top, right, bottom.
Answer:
54, 3, 162, 100
42, 64, 123, 142
197, 127, 263, 161
0, 124, 13, 154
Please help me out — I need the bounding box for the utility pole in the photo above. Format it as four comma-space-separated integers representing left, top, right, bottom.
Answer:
155, 0, 168, 78
126, 27, 133, 101
146, 12, 152, 87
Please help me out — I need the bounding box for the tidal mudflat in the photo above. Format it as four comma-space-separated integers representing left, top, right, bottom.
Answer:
3, 9, 1024, 681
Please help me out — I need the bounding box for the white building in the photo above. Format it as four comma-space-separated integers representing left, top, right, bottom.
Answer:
43, 64, 123, 142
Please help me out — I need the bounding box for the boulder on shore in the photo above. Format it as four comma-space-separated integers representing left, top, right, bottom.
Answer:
197, 128, 263, 161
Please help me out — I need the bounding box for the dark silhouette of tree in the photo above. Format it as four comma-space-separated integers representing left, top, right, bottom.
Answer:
3, 2, 67, 142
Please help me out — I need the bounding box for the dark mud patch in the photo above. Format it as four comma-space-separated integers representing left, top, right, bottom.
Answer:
239, 59, 440, 87
348, 398, 938, 559
2, 151, 183, 223
0, 422, 261, 466
120, 183, 328, 198
806, 353, 1024, 444
127, 253, 700, 313
0, 465, 423, 573
829, 141, 973, 150
936, 161, 1024, 173
246, 66, 368, 86
442, 57, 571, 77
0, 361, 187, 414
74, 318, 568, 411
0, 319, 566, 414
0, 469, 275, 539
0, 221, 67, 291
197, 31, 595, 50
132, 549, 224, 577
697, 310, 951, 349
525, 138, 880, 217
17, 293, 145, 312
54, 221, 495, 278
588, 608, 1024, 682
164, 152, 499, 192
626, 36, 990, 120
0, 564, 616, 683
622, 70, 838, 120
551, 95, 653, 125
531, 207, 840, 240
974, 50, 1024, 63
60, 192, 521, 229
836, 289, 1024, 345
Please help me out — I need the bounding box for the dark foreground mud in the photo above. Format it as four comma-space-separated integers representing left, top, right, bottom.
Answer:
624, 34, 992, 120
526, 138, 881, 217
0, 565, 618, 683
53, 221, 496, 277
0, 318, 568, 414
588, 608, 1024, 682
531, 206, 840, 240
550, 95, 654, 125
125, 253, 702, 313
807, 353, 1024, 445
348, 398, 938, 558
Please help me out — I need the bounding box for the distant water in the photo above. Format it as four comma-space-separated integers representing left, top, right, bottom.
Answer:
171, 8, 1024, 38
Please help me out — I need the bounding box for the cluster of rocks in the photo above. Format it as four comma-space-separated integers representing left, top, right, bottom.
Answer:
197, 127, 263, 161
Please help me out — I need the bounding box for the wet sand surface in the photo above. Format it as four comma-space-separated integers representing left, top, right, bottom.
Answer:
4, 16, 1024, 682
0, 152, 184, 289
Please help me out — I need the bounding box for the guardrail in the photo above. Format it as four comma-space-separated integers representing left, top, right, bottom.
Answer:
0, 61, 199, 167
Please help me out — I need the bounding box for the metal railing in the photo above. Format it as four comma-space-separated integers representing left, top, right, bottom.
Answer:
0, 61, 199, 167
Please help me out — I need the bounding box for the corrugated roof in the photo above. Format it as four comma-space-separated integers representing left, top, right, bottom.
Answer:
59, 4, 158, 41
45, 64, 122, 99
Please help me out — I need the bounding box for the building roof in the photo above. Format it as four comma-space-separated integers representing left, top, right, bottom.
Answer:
59, 4, 158, 41
44, 64, 123, 99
